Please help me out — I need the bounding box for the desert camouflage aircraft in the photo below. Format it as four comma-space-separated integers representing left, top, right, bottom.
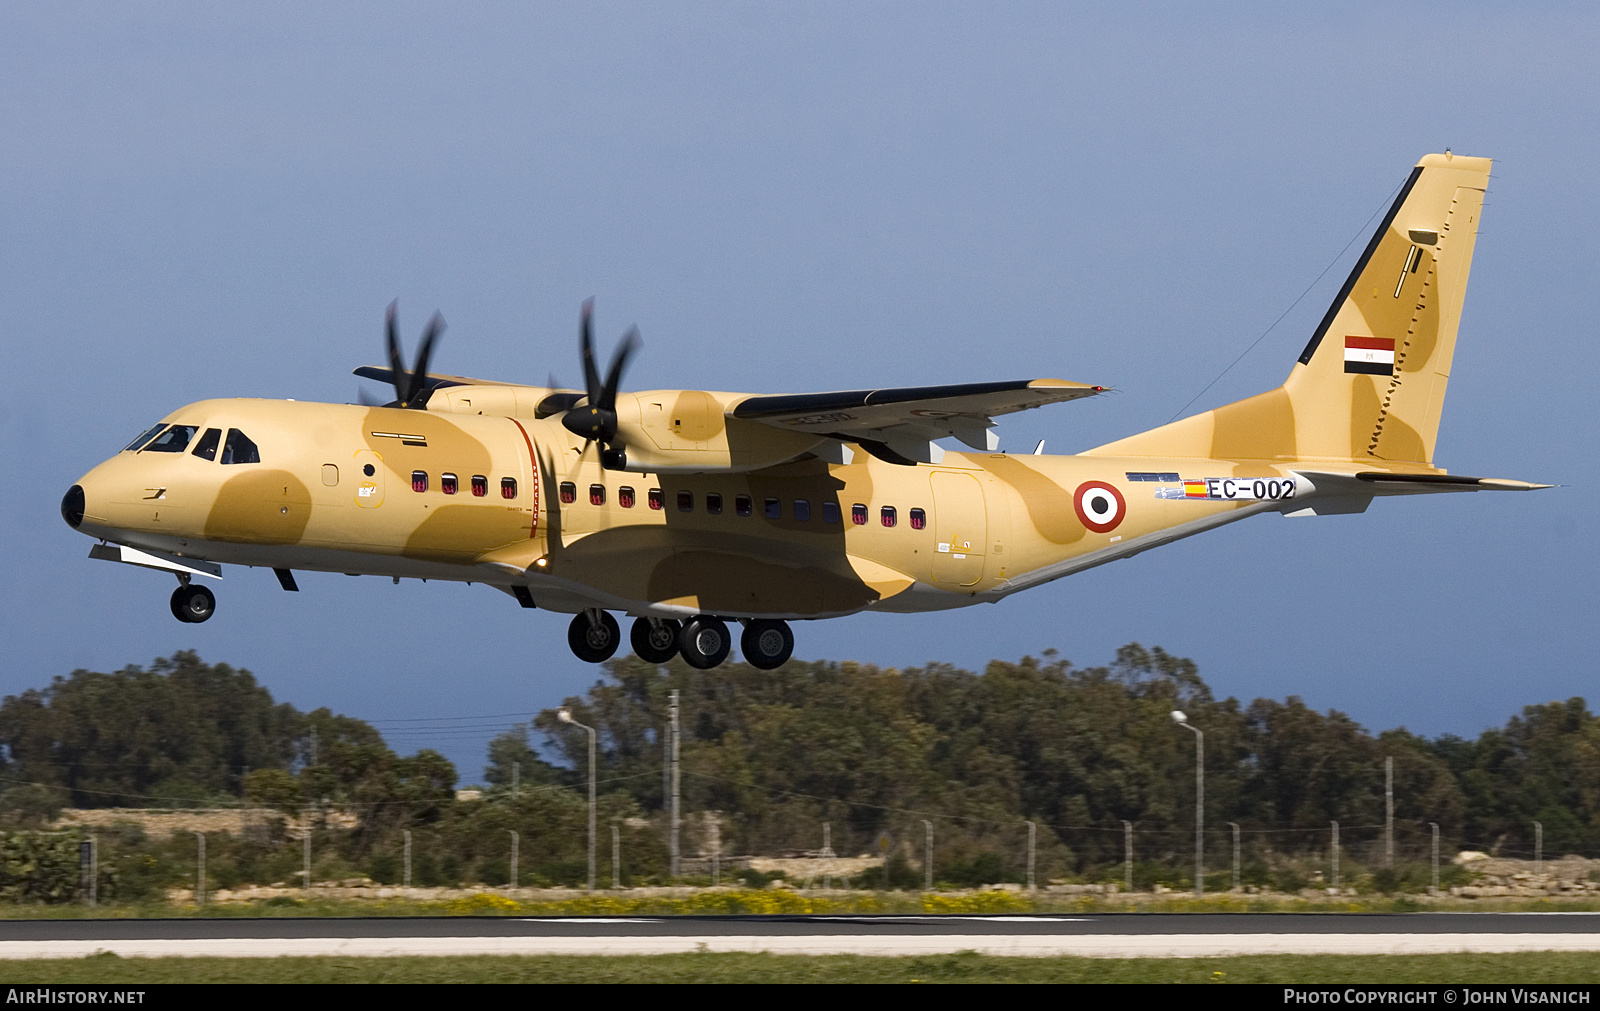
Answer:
63, 152, 1545, 669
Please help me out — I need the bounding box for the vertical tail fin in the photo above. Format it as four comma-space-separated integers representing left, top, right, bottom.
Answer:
1088, 153, 1490, 466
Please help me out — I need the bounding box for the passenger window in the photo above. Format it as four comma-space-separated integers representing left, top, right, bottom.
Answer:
648, 489, 664, 510
764, 497, 781, 519
220, 429, 260, 464
706, 492, 723, 515
559, 482, 576, 504
589, 484, 606, 506
412, 471, 428, 493
851, 503, 868, 525
822, 501, 841, 524
677, 490, 694, 512
881, 506, 897, 527
471, 475, 488, 497
910, 507, 926, 530
143, 425, 197, 453
441, 473, 458, 495
735, 494, 752, 517
190, 428, 221, 461
123, 424, 167, 452
619, 486, 636, 508
501, 477, 518, 499
794, 499, 811, 521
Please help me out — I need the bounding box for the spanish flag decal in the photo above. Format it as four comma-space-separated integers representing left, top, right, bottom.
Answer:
1344, 335, 1396, 375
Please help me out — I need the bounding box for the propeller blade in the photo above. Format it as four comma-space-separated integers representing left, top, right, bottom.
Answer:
599, 325, 641, 411
384, 300, 406, 401
578, 298, 601, 406
403, 312, 445, 407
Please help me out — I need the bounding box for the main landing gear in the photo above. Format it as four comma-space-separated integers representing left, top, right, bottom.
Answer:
564, 611, 794, 670
170, 582, 215, 623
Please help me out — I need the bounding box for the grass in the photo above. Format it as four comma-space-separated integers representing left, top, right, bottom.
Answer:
2, 950, 1600, 983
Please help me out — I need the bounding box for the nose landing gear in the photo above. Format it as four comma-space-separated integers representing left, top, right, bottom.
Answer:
170, 583, 216, 623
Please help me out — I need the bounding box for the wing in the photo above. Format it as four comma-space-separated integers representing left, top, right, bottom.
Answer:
730, 378, 1105, 464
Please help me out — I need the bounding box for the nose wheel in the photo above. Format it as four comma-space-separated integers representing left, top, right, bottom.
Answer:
170, 583, 216, 624
741, 619, 794, 669
630, 617, 681, 663
568, 610, 621, 663
678, 615, 732, 670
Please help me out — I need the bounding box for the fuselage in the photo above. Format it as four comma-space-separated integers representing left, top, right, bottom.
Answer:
65, 396, 1293, 619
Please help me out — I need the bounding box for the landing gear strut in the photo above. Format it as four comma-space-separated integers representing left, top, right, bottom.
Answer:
567, 610, 621, 663
170, 583, 216, 624
741, 619, 794, 670
630, 617, 681, 664
678, 615, 732, 670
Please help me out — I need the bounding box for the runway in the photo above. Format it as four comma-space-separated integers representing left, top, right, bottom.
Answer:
3, 913, 1600, 959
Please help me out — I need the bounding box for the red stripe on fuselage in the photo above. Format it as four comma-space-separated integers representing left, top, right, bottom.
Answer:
507, 418, 540, 537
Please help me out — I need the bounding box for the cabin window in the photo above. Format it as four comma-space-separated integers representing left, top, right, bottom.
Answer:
501, 477, 518, 499
764, 497, 781, 519
822, 501, 841, 524
706, 492, 723, 515
677, 490, 694, 512
559, 481, 576, 504
619, 486, 636, 508
190, 428, 221, 461
851, 503, 868, 525
648, 488, 664, 510
589, 484, 606, 506
881, 505, 897, 527
412, 471, 428, 493
123, 424, 167, 452
220, 429, 260, 465
441, 473, 458, 495
909, 507, 926, 530
793, 499, 811, 521
735, 494, 752, 517
471, 475, 488, 497
143, 425, 197, 453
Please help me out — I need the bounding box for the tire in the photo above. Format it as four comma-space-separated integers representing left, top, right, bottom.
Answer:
170, 584, 215, 624
567, 611, 621, 663
630, 617, 681, 663
678, 615, 732, 670
741, 619, 793, 670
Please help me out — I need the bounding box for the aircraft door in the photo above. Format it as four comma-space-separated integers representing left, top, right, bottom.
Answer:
931, 471, 986, 587
352, 449, 385, 509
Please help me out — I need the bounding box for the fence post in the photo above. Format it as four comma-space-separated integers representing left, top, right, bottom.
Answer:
509, 830, 519, 889
612, 823, 621, 889
195, 832, 206, 907
922, 819, 933, 891
1026, 821, 1036, 894
403, 829, 412, 888
303, 817, 312, 893
1227, 821, 1240, 892
1122, 820, 1133, 893
1385, 755, 1394, 869
1430, 822, 1440, 892
1534, 820, 1543, 876
1330, 821, 1340, 891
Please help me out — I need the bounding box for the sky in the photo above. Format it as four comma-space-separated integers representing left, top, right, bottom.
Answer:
2, 2, 1596, 780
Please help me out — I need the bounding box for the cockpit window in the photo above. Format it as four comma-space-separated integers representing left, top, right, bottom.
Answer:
191, 428, 221, 461
220, 429, 260, 465
142, 425, 198, 453
123, 424, 167, 452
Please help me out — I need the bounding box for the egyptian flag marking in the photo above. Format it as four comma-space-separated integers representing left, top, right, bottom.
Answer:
1344, 335, 1395, 375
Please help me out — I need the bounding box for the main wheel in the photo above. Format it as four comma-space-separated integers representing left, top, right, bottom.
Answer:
170, 584, 216, 624
567, 610, 621, 663
741, 619, 793, 670
630, 617, 681, 663
678, 615, 732, 670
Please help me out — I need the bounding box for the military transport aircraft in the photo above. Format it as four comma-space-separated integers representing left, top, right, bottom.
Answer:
62, 153, 1546, 670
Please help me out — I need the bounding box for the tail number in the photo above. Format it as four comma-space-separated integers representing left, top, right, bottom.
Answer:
1196, 477, 1295, 501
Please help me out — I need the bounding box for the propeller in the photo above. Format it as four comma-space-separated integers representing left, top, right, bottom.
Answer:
558, 298, 640, 469
379, 300, 446, 409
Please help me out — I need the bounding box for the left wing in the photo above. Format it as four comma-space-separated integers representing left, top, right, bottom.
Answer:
730, 378, 1105, 464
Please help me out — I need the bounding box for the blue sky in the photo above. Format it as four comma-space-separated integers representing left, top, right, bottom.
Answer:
3, 3, 1595, 778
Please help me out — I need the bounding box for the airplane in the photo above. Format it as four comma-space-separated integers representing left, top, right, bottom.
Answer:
62, 152, 1547, 670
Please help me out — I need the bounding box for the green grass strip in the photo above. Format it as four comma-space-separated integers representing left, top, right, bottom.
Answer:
2, 951, 1600, 984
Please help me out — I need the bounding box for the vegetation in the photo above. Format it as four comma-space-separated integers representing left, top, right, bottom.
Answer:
6, 951, 1600, 984
0, 647, 1595, 903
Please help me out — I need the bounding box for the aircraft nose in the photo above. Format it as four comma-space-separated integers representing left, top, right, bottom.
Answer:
61, 484, 85, 529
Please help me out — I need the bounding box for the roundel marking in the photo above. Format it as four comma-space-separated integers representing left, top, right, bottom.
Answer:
1073, 481, 1125, 534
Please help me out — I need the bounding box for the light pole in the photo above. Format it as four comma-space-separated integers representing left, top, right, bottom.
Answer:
1171, 710, 1204, 897
558, 708, 597, 891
